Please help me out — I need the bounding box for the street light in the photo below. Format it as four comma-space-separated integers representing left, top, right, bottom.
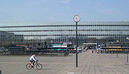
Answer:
126, 37, 129, 62
73, 15, 80, 67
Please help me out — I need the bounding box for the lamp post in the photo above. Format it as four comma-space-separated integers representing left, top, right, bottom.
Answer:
73, 15, 80, 67
126, 37, 129, 62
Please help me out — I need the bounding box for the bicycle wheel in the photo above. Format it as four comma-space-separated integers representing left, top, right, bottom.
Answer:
36, 63, 42, 70
26, 63, 32, 70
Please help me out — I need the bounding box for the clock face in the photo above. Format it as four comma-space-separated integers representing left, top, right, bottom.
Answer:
73, 15, 80, 22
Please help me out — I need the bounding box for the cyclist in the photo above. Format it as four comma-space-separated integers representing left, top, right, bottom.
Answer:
29, 54, 37, 67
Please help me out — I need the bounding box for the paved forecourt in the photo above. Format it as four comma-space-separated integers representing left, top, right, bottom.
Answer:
0, 50, 129, 74
70, 50, 129, 74
0, 54, 76, 74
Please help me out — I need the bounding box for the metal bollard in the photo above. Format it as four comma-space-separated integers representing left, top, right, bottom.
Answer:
92, 50, 93, 53
127, 53, 128, 63
0, 70, 1, 74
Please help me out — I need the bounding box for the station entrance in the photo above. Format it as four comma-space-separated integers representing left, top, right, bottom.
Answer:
0, 22, 129, 54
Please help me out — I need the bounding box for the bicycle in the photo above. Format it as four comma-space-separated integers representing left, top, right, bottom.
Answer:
26, 60, 42, 70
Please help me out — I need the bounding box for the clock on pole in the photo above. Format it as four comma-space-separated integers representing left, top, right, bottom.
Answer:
73, 15, 80, 67
73, 15, 80, 22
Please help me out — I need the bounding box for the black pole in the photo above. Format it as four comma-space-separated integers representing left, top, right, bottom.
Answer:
127, 53, 128, 63
116, 52, 118, 57
0, 70, 1, 74
76, 22, 78, 67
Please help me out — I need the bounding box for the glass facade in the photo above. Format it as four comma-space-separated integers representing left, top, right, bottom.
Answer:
0, 21, 129, 47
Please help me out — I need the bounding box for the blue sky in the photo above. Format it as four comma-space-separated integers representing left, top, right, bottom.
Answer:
0, 0, 129, 24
